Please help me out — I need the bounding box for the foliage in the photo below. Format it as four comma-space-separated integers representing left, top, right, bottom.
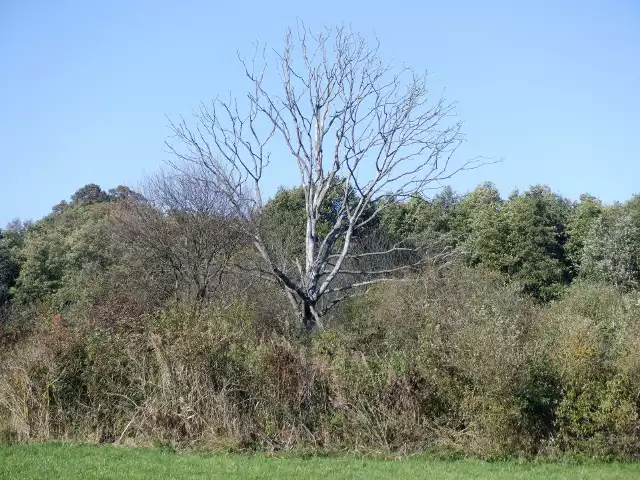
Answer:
8, 184, 142, 310
260, 185, 346, 273
581, 205, 640, 289
10, 202, 113, 308
462, 185, 572, 301
565, 194, 603, 271
3, 180, 640, 459
3, 261, 640, 458
0, 221, 27, 306
380, 186, 461, 256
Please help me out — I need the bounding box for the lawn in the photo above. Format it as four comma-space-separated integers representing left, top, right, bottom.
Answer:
1, 443, 639, 479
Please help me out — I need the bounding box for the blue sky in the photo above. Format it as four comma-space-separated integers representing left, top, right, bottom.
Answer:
1, 0, 638, 226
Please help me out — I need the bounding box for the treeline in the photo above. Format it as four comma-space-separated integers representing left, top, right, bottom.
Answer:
383, 183, 640, 300
1, 180, 640, 458
2, 181, 638, 313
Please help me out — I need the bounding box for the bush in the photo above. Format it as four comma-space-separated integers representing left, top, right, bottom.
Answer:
533, 283, 640, 457
1, 265, 640, 459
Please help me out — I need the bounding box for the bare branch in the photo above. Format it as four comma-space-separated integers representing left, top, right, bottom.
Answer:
165, 22, 481, 330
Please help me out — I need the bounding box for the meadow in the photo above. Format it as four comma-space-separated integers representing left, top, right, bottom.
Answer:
2, 444, 640, 480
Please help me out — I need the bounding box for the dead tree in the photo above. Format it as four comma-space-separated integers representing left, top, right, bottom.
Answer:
166, 24, 481, 330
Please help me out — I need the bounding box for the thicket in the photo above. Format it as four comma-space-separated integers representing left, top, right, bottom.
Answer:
1, 182, 640, 459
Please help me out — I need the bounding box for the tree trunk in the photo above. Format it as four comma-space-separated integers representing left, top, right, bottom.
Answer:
302, 300, 317, 332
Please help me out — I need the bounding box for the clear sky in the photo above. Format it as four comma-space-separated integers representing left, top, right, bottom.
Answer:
1, 0, 638, 226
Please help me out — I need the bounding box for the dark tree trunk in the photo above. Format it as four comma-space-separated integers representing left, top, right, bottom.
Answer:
302, 300, 316, 332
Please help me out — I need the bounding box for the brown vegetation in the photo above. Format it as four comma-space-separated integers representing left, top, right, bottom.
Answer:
2, 264, 639, 459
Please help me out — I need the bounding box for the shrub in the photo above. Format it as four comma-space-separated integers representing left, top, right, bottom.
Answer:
1, 265, 640, 459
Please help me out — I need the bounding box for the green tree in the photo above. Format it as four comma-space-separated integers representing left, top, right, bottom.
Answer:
502, 186, 572, 300
462, 197, 507, 270
581, 205, 640, 289
455, 182, 502, 245
565, 194, 603, 273
380, 186, 462, 256
0, 220, 27, 305
70, 183, 110, 205
462, 185, 572, 301
10, 185, 126, 308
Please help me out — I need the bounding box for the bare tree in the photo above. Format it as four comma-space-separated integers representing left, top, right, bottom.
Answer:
166, 24, 482, 330
114, 167, 247, 309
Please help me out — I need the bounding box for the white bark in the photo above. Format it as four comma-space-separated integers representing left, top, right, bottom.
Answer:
166, 24, 482, 329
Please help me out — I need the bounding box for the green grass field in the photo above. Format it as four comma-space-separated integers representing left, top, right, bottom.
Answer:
1, 444, 639, 479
